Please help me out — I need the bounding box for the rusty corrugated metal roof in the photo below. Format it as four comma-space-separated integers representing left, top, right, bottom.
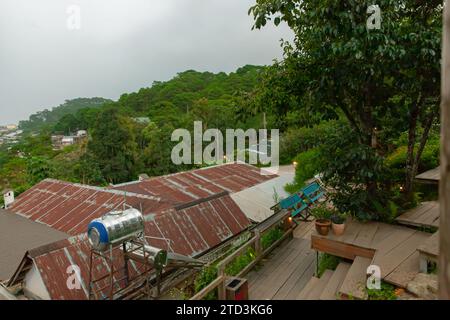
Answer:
8, 179, 173, 236
11, 193, 251, 300
6, 163, 275, 299
111, 163, 276, 204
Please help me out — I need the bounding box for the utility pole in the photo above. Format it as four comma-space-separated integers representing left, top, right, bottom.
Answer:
440, 0, 450, 299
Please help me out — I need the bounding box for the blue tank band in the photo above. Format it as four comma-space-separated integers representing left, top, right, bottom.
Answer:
87, 221, 109, 243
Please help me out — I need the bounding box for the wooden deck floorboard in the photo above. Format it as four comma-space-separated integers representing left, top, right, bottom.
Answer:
247, 233, 315, 300
396, 201, 439, 229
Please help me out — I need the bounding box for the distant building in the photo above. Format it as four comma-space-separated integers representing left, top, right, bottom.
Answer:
76, 130, 87, 137
6, 124, 17, 131
61, 136, 74, 147
0, 129, 22, 145
51, 131, 87, 150
132, 117, 150, 125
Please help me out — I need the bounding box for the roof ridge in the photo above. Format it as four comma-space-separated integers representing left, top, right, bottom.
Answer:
42, 178, 169, 203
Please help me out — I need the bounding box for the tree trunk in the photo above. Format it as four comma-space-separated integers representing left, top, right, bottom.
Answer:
412, 109, 438, 177
404, 99, 420, 196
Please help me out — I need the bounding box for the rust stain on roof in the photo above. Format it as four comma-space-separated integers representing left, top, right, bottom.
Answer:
7, 163, 276, 299
111, 163, 276, 204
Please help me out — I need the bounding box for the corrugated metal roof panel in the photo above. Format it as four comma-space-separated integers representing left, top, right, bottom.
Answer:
23, 193, 251, 300
8, 180, 172, 236
111, 163, 276, 203
6, 163, 276, 299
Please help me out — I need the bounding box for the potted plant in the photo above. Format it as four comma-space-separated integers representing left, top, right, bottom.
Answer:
331, 212, 348, 236
311, 205, 332, 236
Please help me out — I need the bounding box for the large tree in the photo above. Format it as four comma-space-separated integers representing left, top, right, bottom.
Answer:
250, 0, 441, 201
87, 107, 140, 184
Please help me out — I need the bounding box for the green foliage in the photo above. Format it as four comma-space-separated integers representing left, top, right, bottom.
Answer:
331, 212, 348, 225
261, 227, 284, 250
285, 148, 322, 194
26, 157, 52, 185
193, 244, 257, 300
86, 108, 139, 184
225, 247, 256, 276
279, 120, 343, 165
249, 0, 442, 220
310, 204, 335, 221
367, 282, 397, 300
317, 253, 340, 278
3, 65, 268, 191
19, 98, 110, 133
386, 132, 440, 182
371, 200, 400, 224
194, 266, 218, 300
316, 123, 393, 221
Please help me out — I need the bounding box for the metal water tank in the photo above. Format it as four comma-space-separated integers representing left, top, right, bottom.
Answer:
87, 208, 145, 251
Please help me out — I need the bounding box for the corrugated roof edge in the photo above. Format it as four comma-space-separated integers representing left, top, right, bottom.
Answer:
28, 234, 86, 259
109, 162, 276, 188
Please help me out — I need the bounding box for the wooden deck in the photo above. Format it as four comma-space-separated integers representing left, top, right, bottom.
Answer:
395, 201, 439, 229
311, 218, 433, 289
415, 166, 440, 183
246, 220, 316, 300
247, 201, 440, 299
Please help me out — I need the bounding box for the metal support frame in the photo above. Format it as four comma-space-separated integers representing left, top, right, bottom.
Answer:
88, 236, 154, 300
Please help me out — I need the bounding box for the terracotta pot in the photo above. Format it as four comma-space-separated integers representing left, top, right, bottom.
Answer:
315, 219, 331, 236
332, 222, 346, 236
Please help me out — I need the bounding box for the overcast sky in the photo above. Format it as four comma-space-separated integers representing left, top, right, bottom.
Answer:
0, 0, 293, 124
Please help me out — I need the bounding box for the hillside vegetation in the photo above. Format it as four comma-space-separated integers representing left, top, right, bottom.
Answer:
1, 65, 270, 198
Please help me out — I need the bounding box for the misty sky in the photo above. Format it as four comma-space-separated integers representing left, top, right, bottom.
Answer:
0, 0, 293, 124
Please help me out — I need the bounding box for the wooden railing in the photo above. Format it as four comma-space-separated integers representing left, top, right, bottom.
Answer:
190, 209, 293, 300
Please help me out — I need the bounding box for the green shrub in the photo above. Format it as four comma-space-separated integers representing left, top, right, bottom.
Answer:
261, 227, 284, 250
194, 266, 218, 300
367, 282, 397, 300
317, 253, 340, 277
225, 247, 256, 276
285, 147, 322, 194
310, 204, 335, 221
279, 120, 344, 165
385, 135, 440, 182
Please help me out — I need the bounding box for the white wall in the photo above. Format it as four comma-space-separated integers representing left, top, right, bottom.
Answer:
24, 263, 50, 300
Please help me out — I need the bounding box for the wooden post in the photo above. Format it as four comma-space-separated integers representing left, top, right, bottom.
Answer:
217, 265, 226, 300
440, 0, 450, 300
254, 230, 262, 257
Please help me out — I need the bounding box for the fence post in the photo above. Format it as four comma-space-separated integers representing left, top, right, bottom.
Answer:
254, 229, 262, 257
217, 265, 226, 300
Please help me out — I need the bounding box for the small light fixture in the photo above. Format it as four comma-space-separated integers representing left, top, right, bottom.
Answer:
288, 216, 293, 223
293, 161, 298, 167
399, 186, 404, 192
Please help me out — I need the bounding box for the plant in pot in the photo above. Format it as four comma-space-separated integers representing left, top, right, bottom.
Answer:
311, 205, 333, 236
331, 212, 348, 236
